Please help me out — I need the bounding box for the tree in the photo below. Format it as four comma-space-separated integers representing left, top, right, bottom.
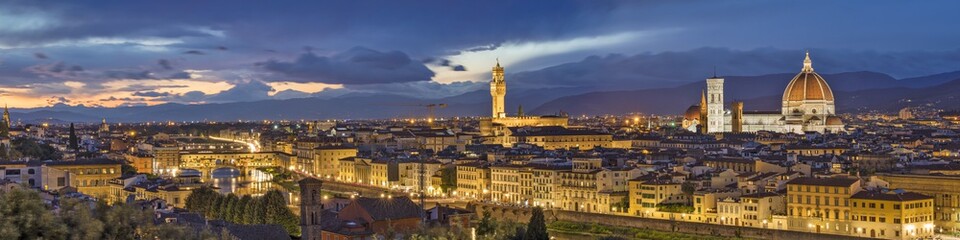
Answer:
0, 188, 68, 239
243, 197, 265, 225
100, 202, 154, 240
523, 207, 548, 240
69, 123, 79, 155
60, 198, 106, 240
0, 119, 8, 138
440, 166, 457, 193
476, 213, 496, 236
215, 193, 231, 220
187, 188, 299, 236
121, 164, 138, 176
236, 195, 253, 224
11, 138, 62, 160
681, 182, 698, 204
262, 190, 300, 236
223, 193, 240, 222
0, 143, 7, 160
186, 186, 219, 218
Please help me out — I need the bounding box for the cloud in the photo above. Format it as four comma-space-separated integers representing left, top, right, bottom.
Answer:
150, 81, 279, 104
100, 96, 148, 101
330, 81, 485, 99
508, 47, 960, 89
167, 71, 191, 79
116, 84, 189, 92
157, 90, 208, 103
28, 83, 75, 95
132, 91, 170, 97
272, 89, 312, 99
27, 61, 84, 77
118, 102, 148, 107
464, 43, 502, 53
258, 47, 435, 84
46, 96, 71, 105
158, 59, 173, 70
205, 80, 274, 102
104, 70, 154, 80
2, 1, 960, 109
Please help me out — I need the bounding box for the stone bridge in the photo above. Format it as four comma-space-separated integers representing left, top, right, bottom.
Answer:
178, 152, 285, 178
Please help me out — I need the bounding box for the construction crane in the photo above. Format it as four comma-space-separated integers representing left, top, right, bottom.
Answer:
424, 103, 447, 127
389, 103, 447, 127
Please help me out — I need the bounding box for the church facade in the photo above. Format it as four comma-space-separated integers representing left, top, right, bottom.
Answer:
682, 52, 844, 134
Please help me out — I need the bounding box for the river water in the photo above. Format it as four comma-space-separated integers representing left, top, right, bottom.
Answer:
207, 168, 274, 196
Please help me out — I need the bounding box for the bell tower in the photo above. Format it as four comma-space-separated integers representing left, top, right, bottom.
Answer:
299, 177, 323, 240
2, 104, 10, 128
706, 76, 725, 133
490, 59, 506, 118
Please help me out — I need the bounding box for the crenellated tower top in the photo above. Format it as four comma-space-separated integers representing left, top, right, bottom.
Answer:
492, 58, 504, 83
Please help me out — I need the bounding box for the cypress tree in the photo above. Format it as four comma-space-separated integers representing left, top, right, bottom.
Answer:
476, 213, 496, 236
68, 123, 79, 156
523, 207, 549, 240
236, 195, 252, 224
262, 190, 299, 235
244, 197, 265, 224
262, 190, 287, 223
0, 120, 8, 138
210, 193, 224, 219
223, 194, 240, 222
0, 143, 7, 160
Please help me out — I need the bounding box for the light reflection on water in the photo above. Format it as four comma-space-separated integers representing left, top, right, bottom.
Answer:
209, 168, 273, 196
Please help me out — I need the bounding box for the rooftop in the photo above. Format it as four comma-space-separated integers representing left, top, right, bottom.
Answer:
851, 190, 931, 202
787, 177, 859, 187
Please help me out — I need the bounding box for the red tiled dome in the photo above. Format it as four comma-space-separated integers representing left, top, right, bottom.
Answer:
782, 52, 834, 102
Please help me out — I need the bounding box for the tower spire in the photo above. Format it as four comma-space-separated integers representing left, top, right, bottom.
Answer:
699, 89, 707, 134
802, 51, 813, 73
491, 59, 506, 118
700, 90, 706, 107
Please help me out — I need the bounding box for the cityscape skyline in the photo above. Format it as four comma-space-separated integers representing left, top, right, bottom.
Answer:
2, 1, 960, 110
4, 2, 960, 240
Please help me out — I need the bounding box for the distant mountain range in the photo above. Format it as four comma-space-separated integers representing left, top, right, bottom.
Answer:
532, 70, 960, 115
9, 70, 960, 123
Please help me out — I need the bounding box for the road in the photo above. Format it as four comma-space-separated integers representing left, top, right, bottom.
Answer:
317, 180, 469, 208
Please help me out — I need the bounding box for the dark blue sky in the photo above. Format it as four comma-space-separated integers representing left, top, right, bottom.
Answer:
1, 0, 959, 107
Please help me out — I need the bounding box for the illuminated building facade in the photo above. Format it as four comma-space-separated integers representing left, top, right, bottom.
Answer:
849, 191, 935, 239
480, 60, 569, 144
786, 177, 860, 235
685, 52, 845, 134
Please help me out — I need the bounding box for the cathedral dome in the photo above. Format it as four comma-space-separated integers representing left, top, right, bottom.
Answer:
684, 105, 701, 120
826, 116, 843, 125
782, 52, 834, 102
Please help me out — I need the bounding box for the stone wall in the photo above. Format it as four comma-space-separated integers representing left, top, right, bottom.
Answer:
470, 203, 870, 240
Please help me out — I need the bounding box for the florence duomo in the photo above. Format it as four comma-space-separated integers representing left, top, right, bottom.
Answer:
682, 52, 844, 134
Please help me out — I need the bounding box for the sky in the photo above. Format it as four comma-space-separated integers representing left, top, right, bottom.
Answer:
2, 0, 960, 108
